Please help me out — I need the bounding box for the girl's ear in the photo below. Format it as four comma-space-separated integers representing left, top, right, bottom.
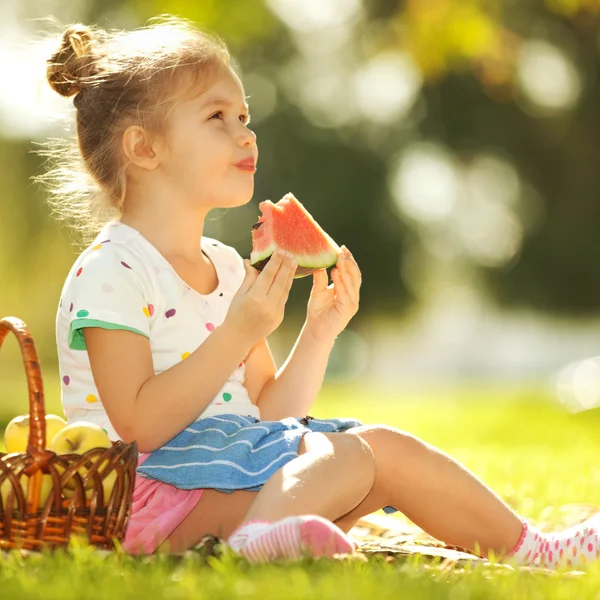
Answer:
122, 125, 161, 171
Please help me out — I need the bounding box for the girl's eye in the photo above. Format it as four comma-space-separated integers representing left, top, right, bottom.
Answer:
210, 111, 250, 125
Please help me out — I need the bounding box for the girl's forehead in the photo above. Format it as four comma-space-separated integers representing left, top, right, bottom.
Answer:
195, 88, 250, 113
199, 73, 247, 106
169, 70, 249, 119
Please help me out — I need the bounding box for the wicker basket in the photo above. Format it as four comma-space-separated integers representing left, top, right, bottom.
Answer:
0, 316, 138, 551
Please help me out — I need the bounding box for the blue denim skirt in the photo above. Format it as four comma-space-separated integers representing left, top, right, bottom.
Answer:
136, 414, 398, 514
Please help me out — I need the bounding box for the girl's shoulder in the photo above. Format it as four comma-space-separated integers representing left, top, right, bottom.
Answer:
58, 224, 156, 352
62, 221, 156, 294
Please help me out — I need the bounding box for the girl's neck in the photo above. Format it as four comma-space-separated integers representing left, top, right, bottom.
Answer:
119, 208, 208, 263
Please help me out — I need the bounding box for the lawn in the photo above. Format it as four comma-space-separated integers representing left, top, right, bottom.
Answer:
1, 370, 600, 599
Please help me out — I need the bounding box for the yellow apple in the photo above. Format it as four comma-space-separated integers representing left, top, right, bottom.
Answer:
61, 458, 117, 504
0, 472, 53, 510
0, 473, 22, 509
29, 473, 54, 509
3, 414, 67, 454
49, 422, 117, 503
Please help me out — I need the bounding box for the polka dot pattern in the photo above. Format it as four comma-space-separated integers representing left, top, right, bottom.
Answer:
60, 229, 256, 434
513, 518, 600, 569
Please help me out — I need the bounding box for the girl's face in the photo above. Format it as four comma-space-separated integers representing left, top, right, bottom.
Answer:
160, 68, 257, 209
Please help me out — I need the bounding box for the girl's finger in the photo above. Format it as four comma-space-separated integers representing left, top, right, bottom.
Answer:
311, 268, 328, 294
288, 261, 298, 287
253, 250, 286, 295
269, 254, 295, 299
340, 250, 361, 291
238, 260, 257, 294
331, 267, 351, 307
275, 257, 296, 309
336, 260, 357, 305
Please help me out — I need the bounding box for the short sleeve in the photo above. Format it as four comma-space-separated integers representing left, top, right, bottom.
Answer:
63, 243, 154, 351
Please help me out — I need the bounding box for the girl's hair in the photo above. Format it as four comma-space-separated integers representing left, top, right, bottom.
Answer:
33, 15, 235, 247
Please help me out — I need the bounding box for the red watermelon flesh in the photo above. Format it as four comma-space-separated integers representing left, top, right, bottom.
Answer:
250, 193, 341, 278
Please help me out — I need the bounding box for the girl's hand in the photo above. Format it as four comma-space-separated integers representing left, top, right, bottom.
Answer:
305, 246, 361, 344
226, 250, 297, 347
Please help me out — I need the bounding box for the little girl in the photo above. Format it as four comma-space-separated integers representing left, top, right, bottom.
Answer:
41, 16, 599, 568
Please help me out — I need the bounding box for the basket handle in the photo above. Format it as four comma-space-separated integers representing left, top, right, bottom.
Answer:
0, 316, 48, 457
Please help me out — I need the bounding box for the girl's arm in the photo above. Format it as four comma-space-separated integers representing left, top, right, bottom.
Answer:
84, 320, 253, 453
255, 322, 336, 421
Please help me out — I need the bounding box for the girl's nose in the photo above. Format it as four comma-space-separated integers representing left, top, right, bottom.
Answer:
239, 127, 257, 147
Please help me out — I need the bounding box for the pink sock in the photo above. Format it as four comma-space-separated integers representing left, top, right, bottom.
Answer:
506, 515, 600, 569
227, 515, 357, 563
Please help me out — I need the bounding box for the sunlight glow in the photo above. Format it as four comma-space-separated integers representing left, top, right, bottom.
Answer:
0, 31, 73, 139
389, 143, 459, 224
556, 357, 600, 413
354, 52, 423, 125
516, 40, 581, 116
266, 0, 362, 32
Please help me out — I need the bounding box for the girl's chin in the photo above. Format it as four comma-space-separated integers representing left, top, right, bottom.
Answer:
226, 189, 254, 206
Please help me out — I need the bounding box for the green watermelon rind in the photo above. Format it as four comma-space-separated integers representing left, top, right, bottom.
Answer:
251, 242, 339, 279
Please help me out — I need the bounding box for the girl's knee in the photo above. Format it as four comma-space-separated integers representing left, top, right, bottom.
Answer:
346, 432, 375, 464
347, 424, 428, 457
298, 431, 376, 484
332, 432, 376, 485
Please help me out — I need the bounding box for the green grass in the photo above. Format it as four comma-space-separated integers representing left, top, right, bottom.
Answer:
1, 371, 600, 599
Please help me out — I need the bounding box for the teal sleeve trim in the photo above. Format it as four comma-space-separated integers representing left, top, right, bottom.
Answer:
68, 318, 149, 351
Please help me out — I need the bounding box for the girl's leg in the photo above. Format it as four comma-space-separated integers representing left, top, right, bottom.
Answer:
335, 425, 600, 568
157, 488, 258, 554
159, 430, 375, 555
242, 430, 375, 523
228, 431, 377, 561
334, 425, 524, 556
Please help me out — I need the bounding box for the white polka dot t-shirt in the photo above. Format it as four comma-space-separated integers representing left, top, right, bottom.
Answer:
55, 219, 260, 442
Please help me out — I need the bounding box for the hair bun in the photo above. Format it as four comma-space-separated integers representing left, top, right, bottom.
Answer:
47, 24, 97, 97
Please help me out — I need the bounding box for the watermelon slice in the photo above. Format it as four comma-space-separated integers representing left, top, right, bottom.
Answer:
250, 193, 341, 279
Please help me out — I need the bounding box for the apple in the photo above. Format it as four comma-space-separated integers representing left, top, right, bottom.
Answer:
0, 472, 22, 509
49, 422, 117, 503
30, 473, 54, 509
3, 414, 67, 454
0, 471, 53, 510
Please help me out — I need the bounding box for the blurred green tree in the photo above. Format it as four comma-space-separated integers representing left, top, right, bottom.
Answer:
2, 0, 600, 367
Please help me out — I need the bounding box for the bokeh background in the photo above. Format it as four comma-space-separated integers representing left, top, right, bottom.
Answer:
3, 0, 600, 420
